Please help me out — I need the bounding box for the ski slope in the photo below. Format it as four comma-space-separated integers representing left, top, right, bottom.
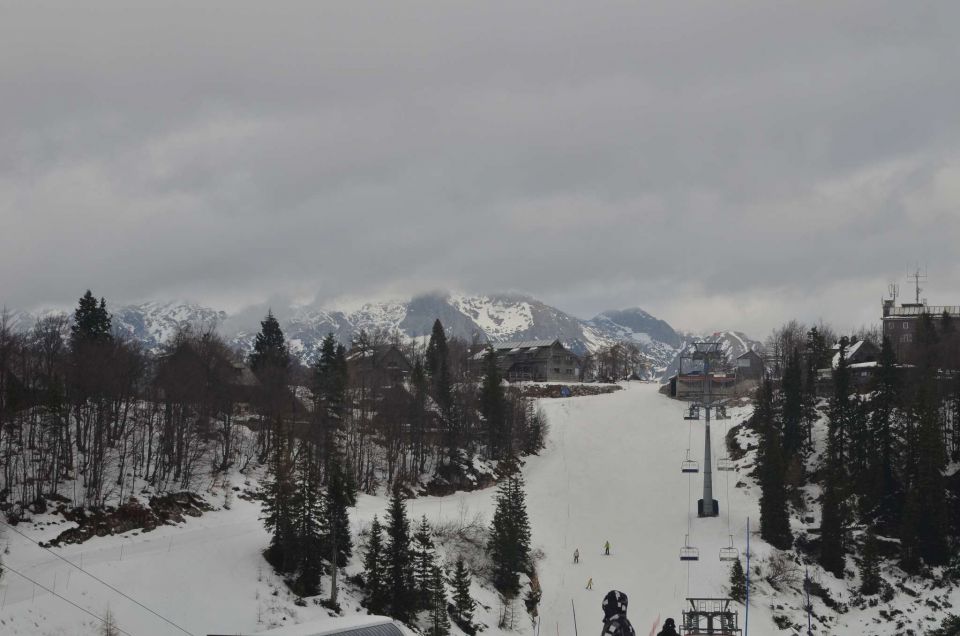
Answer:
1, 383, 777, 635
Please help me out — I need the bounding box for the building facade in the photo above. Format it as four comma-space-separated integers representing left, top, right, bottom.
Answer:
882, 299, 960, 366
478, 339, 580, 382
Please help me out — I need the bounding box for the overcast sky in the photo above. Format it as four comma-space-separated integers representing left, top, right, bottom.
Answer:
2, 1, 959, 336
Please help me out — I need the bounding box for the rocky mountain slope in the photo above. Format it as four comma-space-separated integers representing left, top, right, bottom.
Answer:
7, 293, 760, 378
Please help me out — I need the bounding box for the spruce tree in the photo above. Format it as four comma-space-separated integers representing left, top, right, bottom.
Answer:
866, 337, 902, 532
70, 290, 113, 349
425, 319, 453, 433
820, 339, 850, 576
450, 558, 476, 632
262, 424, 297, 572
323, 456, 353, 567
488, 474, 532, 596
292, 441, 326, 596
781, 347, 803, 459
756, 380, 792, 549
250, 311, 290, 373
859, 530, 881, 596
385, 487, 415, 619
426, 564, 451, 636
913, 378, 949, 565
480, 348, 509, 460
413, 516, 437, 609
363, 515, 389, 613
729, 558, 747, 603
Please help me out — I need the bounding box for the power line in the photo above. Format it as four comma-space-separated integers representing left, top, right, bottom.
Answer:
1, 561, 135, 636
0, 519, 196, 636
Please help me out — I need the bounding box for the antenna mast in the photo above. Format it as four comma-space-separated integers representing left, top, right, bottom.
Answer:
908, 264, 927, 305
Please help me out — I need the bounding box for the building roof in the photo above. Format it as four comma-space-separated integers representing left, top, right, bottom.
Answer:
884, 304, 960, 317
491, 339, 559, 351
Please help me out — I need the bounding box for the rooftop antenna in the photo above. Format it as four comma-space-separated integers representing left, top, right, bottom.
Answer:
908, 264, 927, 305
887, 282, 899, 304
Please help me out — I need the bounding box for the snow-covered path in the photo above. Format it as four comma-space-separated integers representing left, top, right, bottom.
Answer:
524, 383, 755, 634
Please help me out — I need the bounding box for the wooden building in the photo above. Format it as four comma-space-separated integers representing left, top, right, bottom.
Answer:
346, 344, 412, 388
474, 339, 579, 382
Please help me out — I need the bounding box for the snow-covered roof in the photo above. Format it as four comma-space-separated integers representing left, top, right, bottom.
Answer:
832, 340, 865, 369
491, 339, 559, 350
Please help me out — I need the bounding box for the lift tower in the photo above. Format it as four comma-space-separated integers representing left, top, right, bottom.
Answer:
688, 341, 725, 517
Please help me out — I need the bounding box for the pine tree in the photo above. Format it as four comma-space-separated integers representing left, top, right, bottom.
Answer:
820, 339, 850, 576
480, 348, 509, 460
262, 423, 297, 573
866, 337, 902, 532
426, 319, 453, 431
755, 380, 792, 549
385, 487, 415, 619
71, 290, 112, 349
292, 441, 326, 596
413, 516, 437, 609
729, 558, 747, 603
781, 347, 803, 460
913, 378, 949, 566
324, 455, 353, 567
250, 311, 290, 373
363, 515, 389, 613
488, 474, 532, 597
426, 564, 451, 636
450, 558, 476, 632
859, 530, 881, 596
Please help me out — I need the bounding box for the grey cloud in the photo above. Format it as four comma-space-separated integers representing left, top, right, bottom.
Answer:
2, 1, 960, 337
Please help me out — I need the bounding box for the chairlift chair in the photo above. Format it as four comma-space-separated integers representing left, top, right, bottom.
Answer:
719, 535, 739, 562
681, 450, 700, 474
684, 406, 701, 421
680, 535, 700, 561
717, 456, 735, 472
715, 405, 730, 420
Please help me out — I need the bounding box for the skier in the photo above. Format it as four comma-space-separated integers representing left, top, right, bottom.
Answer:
604, 540, 611, 556
656, 618, 679, 636
574, 548, 580, 564
586, 577, 593, 590
601, 590, 636, 636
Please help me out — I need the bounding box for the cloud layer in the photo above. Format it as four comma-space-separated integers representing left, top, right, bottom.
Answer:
2, 1, 959, 335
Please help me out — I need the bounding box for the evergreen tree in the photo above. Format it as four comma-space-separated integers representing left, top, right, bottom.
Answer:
70, 290, 112, 349
803, 326, 828, 447
927, 614, 960, 636
385, 487, 415, 619
425, 319, 453, 426
755, 380, 792, 549
913, 378, 949, 565
829, 337, 852, 465
426, 564, 451, 636
450, 558, 476, 632
866, 337, 902, 532
410, 358, 429, 474
413, 516, 437, 609
363, 515, 389, 614
819, 461, 847, 577
781, 347, 804, 460
250, 311, 290, 373
262, 423, 297, 573
859, 530, 881, 596
480, 348, 509, 460
314, 333, 347, 420
292, 441, 326, 596
488, 474, 532, 596
899, 487, 921, 573
323, 455, 354, 567
729, 558, 747, 603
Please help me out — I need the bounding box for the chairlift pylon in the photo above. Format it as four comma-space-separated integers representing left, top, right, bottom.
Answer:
681, 449, 700, 474
719, 535, 739, 562
680, 534, 700, 561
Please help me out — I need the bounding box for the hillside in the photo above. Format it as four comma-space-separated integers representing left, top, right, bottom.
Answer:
4, 384, 945, 635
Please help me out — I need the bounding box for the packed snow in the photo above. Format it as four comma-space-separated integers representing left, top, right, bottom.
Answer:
1, 384, 952, 635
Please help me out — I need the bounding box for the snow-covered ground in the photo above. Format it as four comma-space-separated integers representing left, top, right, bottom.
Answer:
1, 384, 954, 635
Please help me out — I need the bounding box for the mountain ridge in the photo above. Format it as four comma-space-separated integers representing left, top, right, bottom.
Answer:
5, 293, 761, 378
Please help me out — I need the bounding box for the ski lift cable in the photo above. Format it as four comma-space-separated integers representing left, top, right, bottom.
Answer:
1, 562, 135, 636
0, 519, 197, 636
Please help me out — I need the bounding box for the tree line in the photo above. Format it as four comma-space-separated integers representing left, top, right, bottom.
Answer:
751, 314, 960, 597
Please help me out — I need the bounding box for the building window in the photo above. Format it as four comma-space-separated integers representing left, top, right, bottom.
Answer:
903, 322, 909, 330
553, 368, 560, 373
902, 333, 912, 343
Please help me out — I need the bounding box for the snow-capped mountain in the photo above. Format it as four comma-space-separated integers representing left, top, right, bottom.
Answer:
7, 293, 759, 378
